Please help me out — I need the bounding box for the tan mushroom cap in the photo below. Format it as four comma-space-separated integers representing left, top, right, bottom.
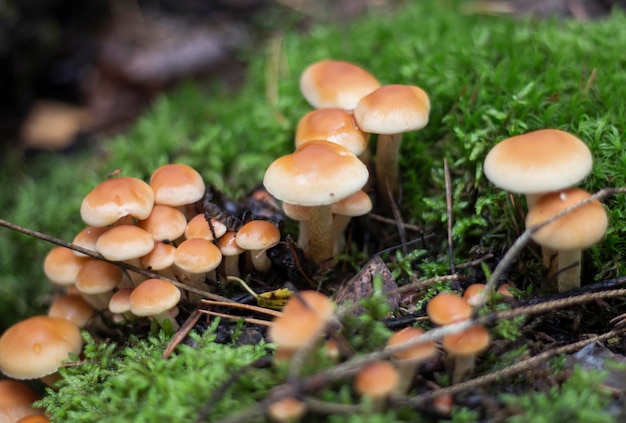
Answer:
267, 397, 307, 423
426, 293, 472, 326
43, 246, 91, 286
75, 259, 123, 294
149, 163, 206, 207
331, 190, 372, 217
386, 327, 437, 362
442, 325, 491, 356
235, 220, 281, 251
354, 360, 399, 399
137, 204, 187, 242
185, 214, 227, 241
95, 224, 155, 261
140, 241, 176, 271
263, 140, 369, 206
16, 415, 50, 423
268, 291, 335, 350
218, 231, 245, 256
354, 84, 430, 134
174, 238, 223, 274
72, 225, 110, 257
80, 177, 154, 227
525, 188, 608, 251
295, 108, 369, 155
129, 278, 181, 316
48, 294, 96, 328
0, 379, 44, 422
109, 287, 134, 314
300, 60, 380, 110
0, 316, 83, 379
483, 129, 593, 194
463, 283, 487, 307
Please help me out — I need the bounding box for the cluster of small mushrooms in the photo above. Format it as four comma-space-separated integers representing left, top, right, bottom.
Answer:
0, 59, 610, 422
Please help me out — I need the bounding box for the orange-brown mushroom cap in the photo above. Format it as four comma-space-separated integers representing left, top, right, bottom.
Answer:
0, 316, 83, 379
426, 293, 472, 326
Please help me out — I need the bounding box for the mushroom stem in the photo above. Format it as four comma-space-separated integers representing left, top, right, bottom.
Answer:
375, 133, 403, 212
307, 205, 335, 264
249, 249, 272, 273
553, 249, 582, 292
451, 354, 476, 384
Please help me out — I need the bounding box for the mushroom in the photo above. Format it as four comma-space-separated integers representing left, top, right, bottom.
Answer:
184, 213, 227, 241
268, 291, 335, 354
299, 60, 380, 110
267, 397, 307, 423
483, 129, 593, 210
354, 84, 430, 213
354, 360, 399, 407
235, 220, 281, 273
139, 241, 178, 280
129, 278, 181, 331
108, 287, 136, 323
330, 189, 372, 255
43, 246, 90, 286
263, 140, 369, 263
48, 293, 96, 328
149, 163, 205, 217
525, 188, 608, 292
0, 316, 83, 381
442, 324, 491, 383
74, 259, 124, 309
217, 231, 245, 277
385, 327, 437, 393
426, 292, 472, 326
0, 379, 45, 422
295, 108, 370, 159
173, 237, 222, 301
80, 176, 154, 227
137, 204, 187, 243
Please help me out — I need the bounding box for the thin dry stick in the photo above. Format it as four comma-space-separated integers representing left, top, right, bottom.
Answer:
198, 309, 273, 327
444, 158, 456, 274
201, 299, 283, 318
476, 187, 626, 311
0, 218, 233, 303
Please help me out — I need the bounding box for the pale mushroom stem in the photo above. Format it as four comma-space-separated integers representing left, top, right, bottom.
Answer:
151, 309, 180, 331
297, 221, 311, 256
525, 193, 558, 277
375, 133, 403, 213
332, 214, 351, 256
554, 249, 582, 292
308, 205, 334, 264
452, 354, 476, 384
249, 249, 272, 273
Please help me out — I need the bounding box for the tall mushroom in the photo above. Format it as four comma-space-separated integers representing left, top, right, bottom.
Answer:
525, 188, 608, 292
354, 84, 430, 212
263, 140, 369, 263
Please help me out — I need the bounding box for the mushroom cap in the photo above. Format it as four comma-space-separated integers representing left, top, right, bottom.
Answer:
149, 163, 206, 207
299, 60, 380, 110
354, 84, 430, 134
267, 397, 307, 423
483, 129, 593, 194
75, 259, 123, 294
0, 316, 83, 379
174, 238, 222, 274
354, 360, 399, 399
268, 291, 335, 350
72, 225, 110, 257
263, 140, 369, 206
295, 108, 369, 155
386, 327, 437, 362
330, 190, 372, 217
217, 231, 245, 256
426, 293, 472, 326
235, 220, 281, 251
442, 325, 491, 357
129, 278, 181, 316
80, 177, 154, 227
43, 246, 91, 286
137, 205, 187, 242
95, 224, 155, 261
48, 294, 96, 328
140, 241, 177, 271
109, 288, 134, 314
185, 214, 227, 241
525, 188, 608, 251
463, 283, 487, 307
282, 203, 311, 221
0, 379, 44, 422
